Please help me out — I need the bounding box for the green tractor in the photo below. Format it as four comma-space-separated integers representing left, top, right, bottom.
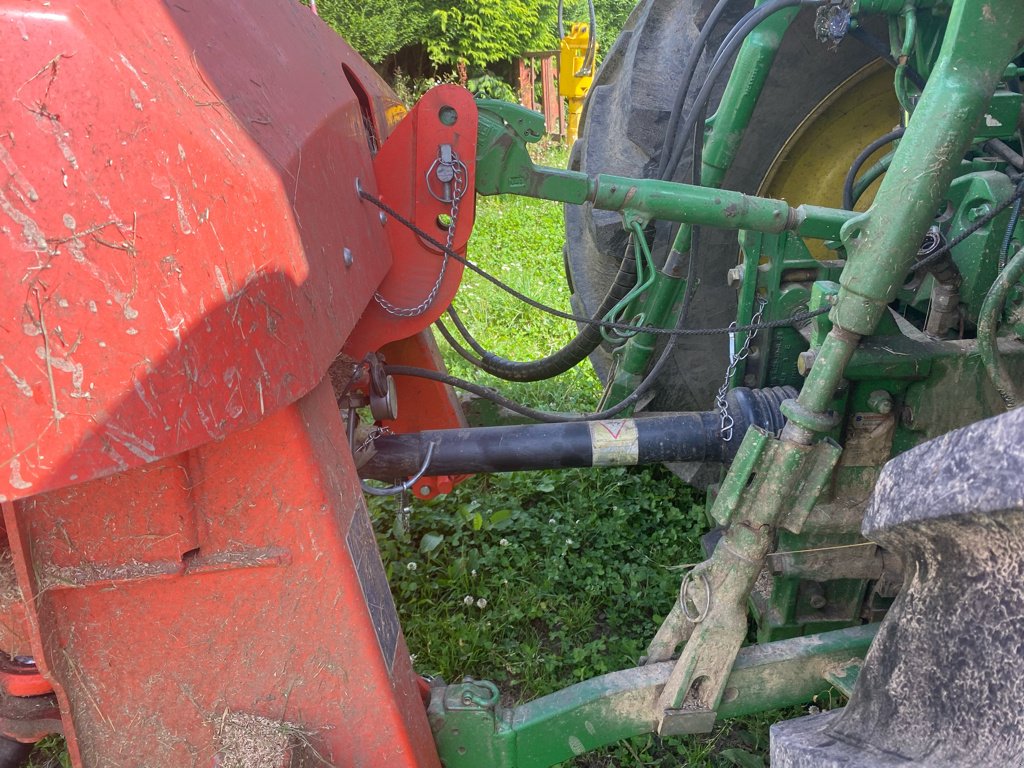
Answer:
400, 0, 1024, 763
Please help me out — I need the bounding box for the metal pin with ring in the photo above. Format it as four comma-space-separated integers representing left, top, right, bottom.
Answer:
680, 568, 712, 624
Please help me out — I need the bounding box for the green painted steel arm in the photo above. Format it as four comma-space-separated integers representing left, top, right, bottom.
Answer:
476, 100, 856, 241
647, 0, 1024, 739
430, 624, 878, 768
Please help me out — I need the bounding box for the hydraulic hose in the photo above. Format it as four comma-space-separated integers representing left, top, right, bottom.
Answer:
439, 243, 638, 382
850, 150, 894, 209
656, 0, 735, 181
557, 0, 598, 76
977, 246, 1024, 409
662, 0, 826, 183
842, 127, 905, 210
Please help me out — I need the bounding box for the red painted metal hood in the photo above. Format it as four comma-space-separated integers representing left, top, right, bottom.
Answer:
0, 1, 399, 500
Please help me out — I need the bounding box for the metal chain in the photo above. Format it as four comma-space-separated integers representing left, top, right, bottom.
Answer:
374, 148, 467, 317
715, 296, 767, 441
356, 424, 393, 455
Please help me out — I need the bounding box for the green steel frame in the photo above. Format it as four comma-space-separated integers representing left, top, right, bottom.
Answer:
431, 0, 1024, 763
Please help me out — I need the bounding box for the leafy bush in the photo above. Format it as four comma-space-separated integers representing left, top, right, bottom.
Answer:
467, 72, 518, 102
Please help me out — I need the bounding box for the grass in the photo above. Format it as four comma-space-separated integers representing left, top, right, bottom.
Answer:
369, 141, 788, 767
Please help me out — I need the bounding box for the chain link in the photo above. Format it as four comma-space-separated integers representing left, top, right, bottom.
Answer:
374, 148, 467, 318
355, 424, 393, 455
715, 296, 767, 441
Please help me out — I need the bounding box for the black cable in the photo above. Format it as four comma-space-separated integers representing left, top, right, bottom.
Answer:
842, 127, 905, 210
438, 242, 638, 382
912, 178, 1024, 274
581, 0, 597, 76
662, 0, 826, 184
359, 189, 826, 336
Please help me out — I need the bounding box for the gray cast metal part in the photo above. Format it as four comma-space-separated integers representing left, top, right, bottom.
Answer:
771, 406, 1024, 766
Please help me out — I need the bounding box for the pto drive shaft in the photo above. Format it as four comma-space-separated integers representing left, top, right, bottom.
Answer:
357, 387, 793, 479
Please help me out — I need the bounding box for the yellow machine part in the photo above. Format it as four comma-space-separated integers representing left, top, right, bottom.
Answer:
758, 61, 901, 259
559, 22, 596, 144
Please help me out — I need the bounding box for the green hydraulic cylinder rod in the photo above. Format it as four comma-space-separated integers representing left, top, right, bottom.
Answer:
588, 175, 852, 239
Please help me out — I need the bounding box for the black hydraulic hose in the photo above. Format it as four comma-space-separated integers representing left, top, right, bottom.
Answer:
581, 0, 597, 76
662, 0, 826, 183
1000, 194, 1023, 268
985, 138, 1024, 172
842, 127, 905, 210
438, 245, 638, 382
656, 0, 734, 180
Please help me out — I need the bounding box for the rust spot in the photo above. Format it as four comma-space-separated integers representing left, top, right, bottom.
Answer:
724, 203, 739, 218
622, 186, 637, 206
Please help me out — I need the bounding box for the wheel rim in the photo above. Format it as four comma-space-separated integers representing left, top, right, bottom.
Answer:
758, 60, 901, 258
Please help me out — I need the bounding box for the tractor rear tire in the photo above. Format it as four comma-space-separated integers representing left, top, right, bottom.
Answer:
564, 0, 884, 412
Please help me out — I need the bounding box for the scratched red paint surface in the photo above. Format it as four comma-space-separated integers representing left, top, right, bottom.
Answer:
7, 380, 442, 766
0, 1, 398, 501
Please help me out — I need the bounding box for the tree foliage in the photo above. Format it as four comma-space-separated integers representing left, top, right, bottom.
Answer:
426, 0, 556, 69
314, 0, 428, 64
315, 0, 639, 72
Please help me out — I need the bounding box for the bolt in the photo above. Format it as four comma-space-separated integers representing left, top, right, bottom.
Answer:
809, 594, 827, 609
867, 390, 893, 414
797, 350, 817, 376
726, 266, 744, 288
343, 247, 354, 267
966, 203, 993, 222
379, 211, 387, 225
419, 484, 431, 496
901, 405, 914, 427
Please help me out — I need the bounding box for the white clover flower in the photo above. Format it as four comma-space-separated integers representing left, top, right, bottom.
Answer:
476, 598, 488, 609
565, 538, 574, 546
463, 595, 474, 606
499, 538, 510, 547
471, 569, 478, 577
548, 518, 556, 525
406, 561, 418, 571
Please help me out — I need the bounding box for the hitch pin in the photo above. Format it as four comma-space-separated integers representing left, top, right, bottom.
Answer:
436, 144, 455, 202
